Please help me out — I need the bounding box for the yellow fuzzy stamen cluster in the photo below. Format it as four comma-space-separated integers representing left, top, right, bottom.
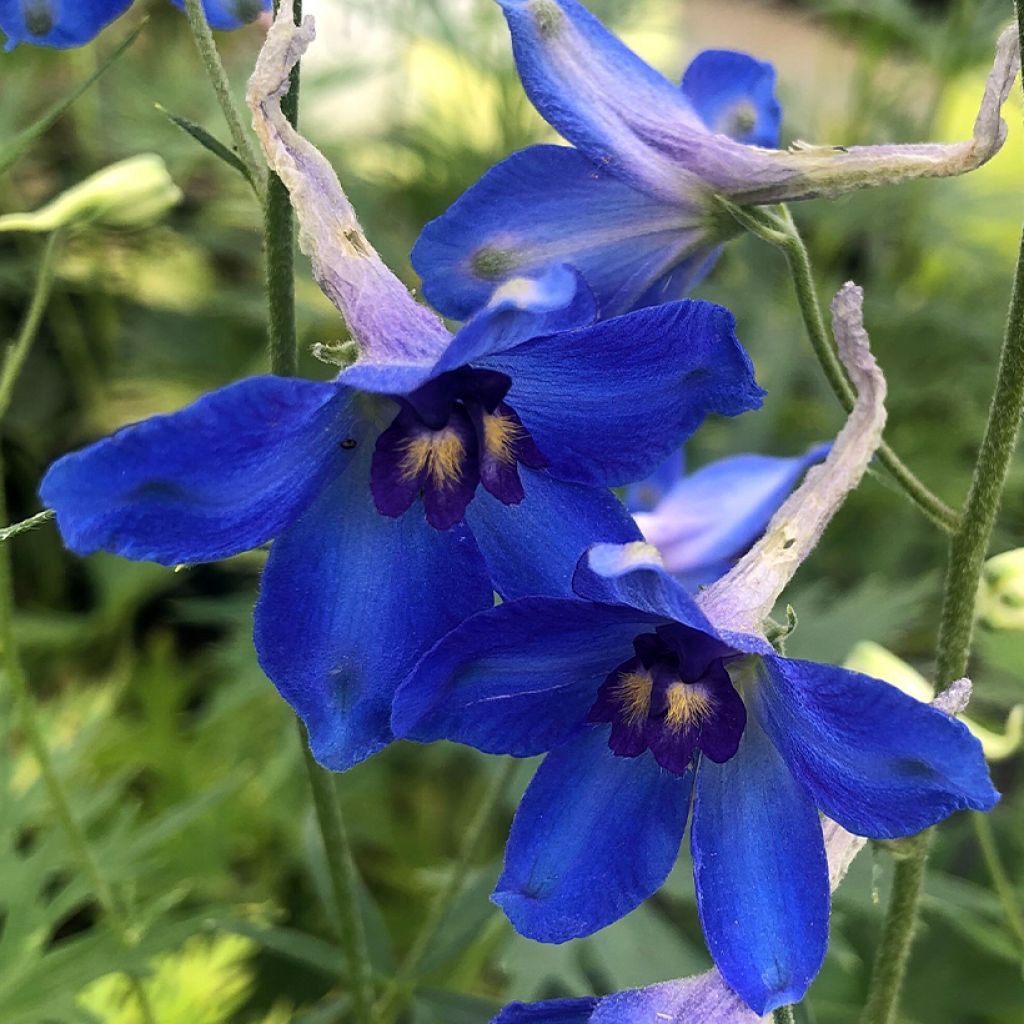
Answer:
665, 683, 715, 732
399, 429, 465, 488
614, 670, 653, 725
483, 413, 523, 466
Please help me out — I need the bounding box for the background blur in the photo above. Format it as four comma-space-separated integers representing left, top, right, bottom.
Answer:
1, 0, 1023, 1021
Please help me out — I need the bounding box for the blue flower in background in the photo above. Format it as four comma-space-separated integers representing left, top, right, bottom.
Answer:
0, 0, 268, 50
629, 444, 830, 590
413, 0, 1018, 320
392, 541, 997, 1013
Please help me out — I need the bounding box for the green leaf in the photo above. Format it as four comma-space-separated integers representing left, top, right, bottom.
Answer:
156, 106, 259, 192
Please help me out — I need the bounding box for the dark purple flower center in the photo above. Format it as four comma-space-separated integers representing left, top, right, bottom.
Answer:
370, 367, 546, 530
587, 623, 746, 775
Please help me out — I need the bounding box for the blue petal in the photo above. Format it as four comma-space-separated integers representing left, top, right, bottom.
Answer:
636, 444, 830, 587
753, 656, 1000, 837
495, 0, 706, 198
623, 450, 686, 514
681, 50, 782, 149
166, 0, 269, 30
572, 542, 717, 635
412, 145, 709, 320
1, 0, 131, 49
495, 727, 692, 942
467, 467, 641, 600
40, 376, 352, 566
481, 301, 764, 488
494, 1000, 597, 1024
392, 596, 655, 757
692, 713, 829, 1015
255, 447, 493, 772
435, 264, 597, 373
630, 245, 724, 314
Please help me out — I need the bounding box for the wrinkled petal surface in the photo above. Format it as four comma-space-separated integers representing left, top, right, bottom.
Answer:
40, 376, 352, 566
692, 714, 828, 1015
392, 596, 655, 756
412, 145, 708, 320
480, 301, 763, 488
495, 727, 692, 942
467, 467, 641, 600
256, 443, 493, 772
636, 444, 830, 587
754, 656, 999, 838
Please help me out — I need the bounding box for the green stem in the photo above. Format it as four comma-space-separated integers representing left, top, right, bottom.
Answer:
972, 812, 1024, 958
181, 0, 267, 198
860, 11, 1024, 1019
375, 758, 517, 1023
773, 1006, 798, 1024
720, 200, 960, 533
0, 508, 54, 543
265, 0, 301, 376
859, 832, 933, 1024
299, 734, 376, 1020
0, 232, 64, 416
0, 237, 157, 1024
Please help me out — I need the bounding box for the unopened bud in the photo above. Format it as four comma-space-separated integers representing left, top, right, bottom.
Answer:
978, 548, 1024, 631
0, 155, 182, 234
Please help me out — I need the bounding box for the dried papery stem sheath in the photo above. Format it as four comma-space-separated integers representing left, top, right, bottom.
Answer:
699, 283, 886, 635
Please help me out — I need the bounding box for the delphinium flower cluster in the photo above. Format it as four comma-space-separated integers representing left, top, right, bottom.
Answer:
4, 0, 1023, 1022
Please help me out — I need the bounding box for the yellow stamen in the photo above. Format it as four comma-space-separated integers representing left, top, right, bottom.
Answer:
483, 413, 523, 465
399, 429, 465, 488
614, 670, 653, 726
665, 683, 715, 732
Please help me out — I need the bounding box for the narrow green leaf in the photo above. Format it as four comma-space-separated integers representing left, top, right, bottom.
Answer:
156, 105, 258, 192
0, 21, 147, 178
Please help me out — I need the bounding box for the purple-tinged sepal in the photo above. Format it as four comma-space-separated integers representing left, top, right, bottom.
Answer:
247, 1, 451, 366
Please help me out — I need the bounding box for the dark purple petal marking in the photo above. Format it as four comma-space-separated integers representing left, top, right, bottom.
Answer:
371, 367, 546, 530
587, 625, 745, 774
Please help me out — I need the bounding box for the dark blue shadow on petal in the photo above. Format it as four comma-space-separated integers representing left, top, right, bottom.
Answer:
255, 442, 493, 772
392, 596, 654, 757
494, 726, 692, 942
167, 0, 270, 31
493, 999, 598, 1024
467, 466, 640, 600
692, 712, 828, 1015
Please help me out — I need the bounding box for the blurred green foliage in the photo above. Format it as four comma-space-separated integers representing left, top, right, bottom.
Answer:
0, 0, 1022, 1021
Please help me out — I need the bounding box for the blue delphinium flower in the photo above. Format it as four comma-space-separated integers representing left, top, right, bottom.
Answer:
0, 0, 268, 50
40, 5, 763, 774
413, 0, 1019, 319
629, 444, 830, 590
391, 285, 999, 1014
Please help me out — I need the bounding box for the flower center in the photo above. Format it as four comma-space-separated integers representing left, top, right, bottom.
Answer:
370, 367, 546, 531
587, 624, 745, 775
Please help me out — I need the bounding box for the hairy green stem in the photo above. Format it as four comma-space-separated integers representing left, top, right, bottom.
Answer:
719, 200, 959, 533
860, 10, 1024, 1019
265, 0, 301, 376
0, 235, 157, 1024
181, 0, 267, 198
299, 735, 376, 1020
972, 812, 1024, 958
375, 758, 517, 1023
0, 508, 54, 543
